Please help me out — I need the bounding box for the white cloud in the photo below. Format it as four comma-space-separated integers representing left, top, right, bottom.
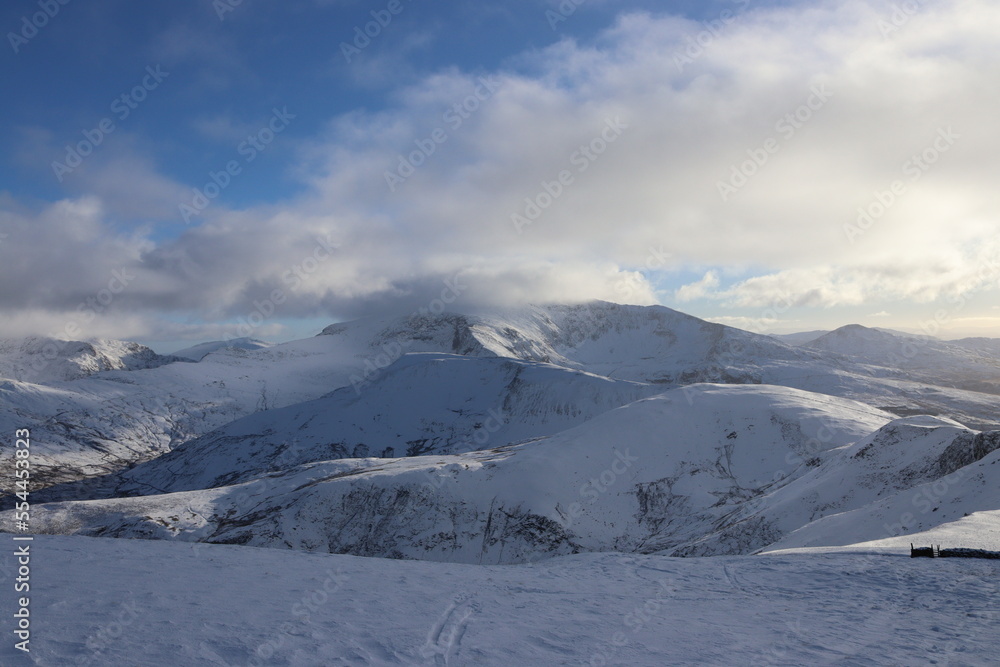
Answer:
675, 271, 721, 302
698, 239, 1000, 309
3, 0, 1000, 338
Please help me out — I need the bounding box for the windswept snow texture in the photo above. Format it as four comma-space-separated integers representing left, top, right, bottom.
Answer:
0, 535, 997, 666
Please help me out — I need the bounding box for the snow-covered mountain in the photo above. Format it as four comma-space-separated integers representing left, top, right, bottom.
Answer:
678, 415, 1000, 556
804, 324, 1000, 394
0, 336, 185, 383
327, 302, 815, 385
1, 384, 889, 558
5, 302, 1000, 495
17, 383, 999, 565
169, 337, 274, 361
66, 353, 656, 498
3, 301, 1000, 568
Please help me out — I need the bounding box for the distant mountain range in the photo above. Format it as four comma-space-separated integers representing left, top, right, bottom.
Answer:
2, 301, 998, 564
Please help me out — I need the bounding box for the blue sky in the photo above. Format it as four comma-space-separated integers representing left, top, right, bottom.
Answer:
2, 0, 999, 351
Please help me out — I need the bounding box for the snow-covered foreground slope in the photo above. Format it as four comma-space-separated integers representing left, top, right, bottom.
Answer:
15, 384, 903, 562
1, 535, 997, 666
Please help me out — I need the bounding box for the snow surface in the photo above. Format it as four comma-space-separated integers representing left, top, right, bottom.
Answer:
1, 535, 997, 666
0, 337, 184, 384
170, 337, 274, 361
805, 324, 1000, 395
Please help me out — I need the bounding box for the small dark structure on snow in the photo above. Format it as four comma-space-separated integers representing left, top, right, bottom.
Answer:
910, 544, 1000, 559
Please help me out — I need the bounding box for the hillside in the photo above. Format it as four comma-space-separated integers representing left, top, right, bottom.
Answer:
13, 383, 899, 562
169, 337, 274, 361
0, 337, 185, 383
2, 535, 996, 666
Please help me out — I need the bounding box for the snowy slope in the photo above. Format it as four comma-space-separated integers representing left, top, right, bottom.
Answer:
0, 318, 522, 490
805, 324, 1000, 394
1, 535, 997, 666
169, 337, 274, 361
762, 429, 1000, 552
16, 383, 1000, 564
680, 416, 1000, 556
79, 353, 658, 497
954, 336, 1000, 357
0, 335, 379, 490
0, 336, 185, 383
14, 384, 900, 563
358, 302, 823, 385
811, 510, 1000, 553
